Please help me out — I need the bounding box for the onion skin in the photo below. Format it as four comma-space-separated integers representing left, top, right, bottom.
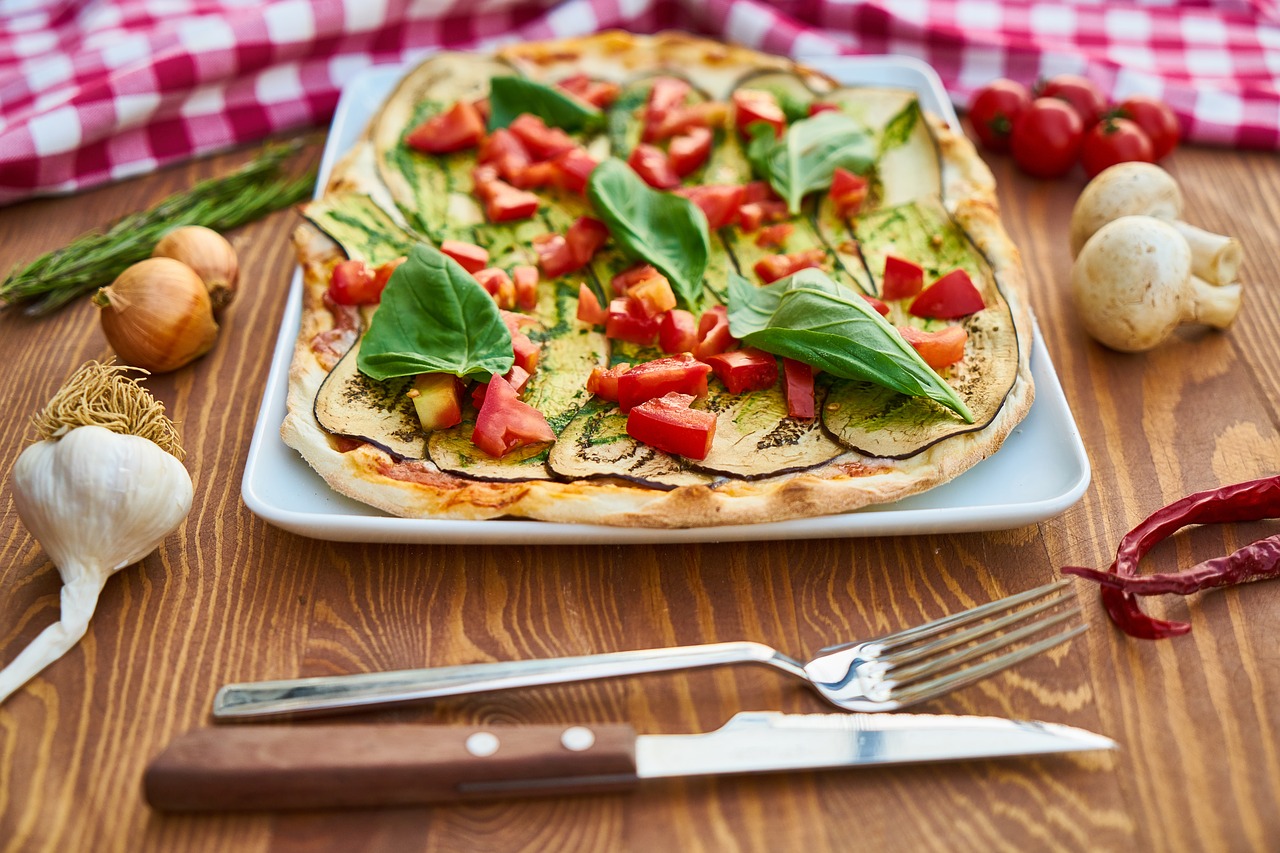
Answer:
94, 257, 219, 373
152, 225, 239, 314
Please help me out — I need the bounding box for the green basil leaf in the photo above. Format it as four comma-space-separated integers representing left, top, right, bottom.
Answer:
745, 112, 876, 214
727, 269, 973, 422
586, 158, 710, 311
487, 76, 603, 132
357, 244, 513, 382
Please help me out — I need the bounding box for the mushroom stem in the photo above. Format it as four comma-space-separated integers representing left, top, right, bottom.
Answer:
1174, 222, 1242, 287
1188, 278, 1242, 328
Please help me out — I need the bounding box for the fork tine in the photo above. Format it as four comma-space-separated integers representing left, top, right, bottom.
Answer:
885, 623, 1088, 708
881, 607, 1082, 684
877, 592, 1077, 666
871, 579, 1072, 650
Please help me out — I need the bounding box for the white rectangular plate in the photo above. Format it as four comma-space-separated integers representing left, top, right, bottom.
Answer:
241, 55, 1090, 545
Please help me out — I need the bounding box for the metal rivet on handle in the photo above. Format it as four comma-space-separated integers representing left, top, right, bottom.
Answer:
465, 732, 500, 757
560, 726, 595, 752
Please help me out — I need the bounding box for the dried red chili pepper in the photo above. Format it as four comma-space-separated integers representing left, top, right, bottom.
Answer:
1062, 475, 1280, 639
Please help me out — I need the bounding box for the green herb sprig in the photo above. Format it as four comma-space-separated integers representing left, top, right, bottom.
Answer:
0, 142, 315, 316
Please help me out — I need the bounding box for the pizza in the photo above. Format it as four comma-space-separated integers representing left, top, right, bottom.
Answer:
281, 31, 1034, 528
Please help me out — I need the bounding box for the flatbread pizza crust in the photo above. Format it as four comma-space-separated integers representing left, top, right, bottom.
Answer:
281, 31, 1035, 529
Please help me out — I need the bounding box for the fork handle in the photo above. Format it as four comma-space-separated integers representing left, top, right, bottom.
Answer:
212, 641, 802, 720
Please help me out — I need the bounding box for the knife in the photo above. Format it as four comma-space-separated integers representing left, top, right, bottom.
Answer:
144, 712, 1115, 811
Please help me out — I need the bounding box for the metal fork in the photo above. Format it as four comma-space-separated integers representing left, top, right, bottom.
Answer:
212, 580, 1083, 720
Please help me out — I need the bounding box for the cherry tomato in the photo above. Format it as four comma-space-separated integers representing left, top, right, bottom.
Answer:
966, 79, 1031, 152
1081, 118, 1155, 178
1036, 74, 1107, 128
1010, 98, 1084, 178
1115, 95, 1180, 160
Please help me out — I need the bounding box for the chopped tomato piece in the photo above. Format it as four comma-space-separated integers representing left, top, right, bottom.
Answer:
692, 305, 735, 359
643, 77, 693, 141
440, 239, 489, 274
898, 325, 968, 369
471, 374, 555, 458
474, 267, 515, 309
659, 308, 698, 354
548, 147, 598, 194
611, 263, 659, 296
586, 363, 630, 402
534, 233, 573, 278
557, 74, 620, 109
372, 256, 407, 292
675, 184, 744, 230
498, 311, 541, 373
576, 283, 608, 325
605, 297, 660, 346
628, 143, 680, 189
405, 100, 485, 154
327, 259, 381, 305
472, 365, 532, 408
626, 392, 717, 460
478, 128, 532, 184
510, 329, 540, 373
669, 126, 713, 177
704, 348, 778, 394
536, 218, 607, 278
566, 216, 609, 265
741, 181, 780, 203
736, 200, 789, 233
613, 266, 675, 316
509, 113, 576, 161
733, 89, 786, 139
515, 159, 559, 190
830, 167, 869, 217
809, 101, 840, 116
628, 277, 677, 318
755, 223, 793, 248
882, 255, 924, 300
617, 354, 712, 412
512, 265, 539, 311
782, 358, 816, 419
410, 374, 463, 431
862, 294, 890, 316
650, 101, 730, 140
909, 269, 986, 319
476, 177, 541, 223
754, 248, 827, 284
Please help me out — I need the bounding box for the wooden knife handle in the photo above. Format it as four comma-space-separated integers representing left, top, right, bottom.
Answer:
144, 723, 639, 811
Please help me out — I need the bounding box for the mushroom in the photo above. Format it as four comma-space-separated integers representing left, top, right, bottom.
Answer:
1071, 215, 1241, 352
1069, 162, 1242, 287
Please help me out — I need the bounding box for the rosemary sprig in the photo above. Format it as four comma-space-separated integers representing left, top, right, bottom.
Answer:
1, 141, 316, 316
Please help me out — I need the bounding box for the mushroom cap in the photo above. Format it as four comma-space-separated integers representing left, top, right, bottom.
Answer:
1071, 215, 1193, 352
1069, 162, 1184, 257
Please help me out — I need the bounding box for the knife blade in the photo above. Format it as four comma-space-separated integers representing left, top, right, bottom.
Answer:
144, 712, 1115, 812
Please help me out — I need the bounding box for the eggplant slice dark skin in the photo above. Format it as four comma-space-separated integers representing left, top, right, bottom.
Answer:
314, 338, 428, 461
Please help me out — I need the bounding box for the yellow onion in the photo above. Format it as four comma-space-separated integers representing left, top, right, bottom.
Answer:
152, 225, 239, 314
93, 258, 219, 373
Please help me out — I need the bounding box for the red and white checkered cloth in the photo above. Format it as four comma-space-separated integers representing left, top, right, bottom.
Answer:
1, 0, 1277, 205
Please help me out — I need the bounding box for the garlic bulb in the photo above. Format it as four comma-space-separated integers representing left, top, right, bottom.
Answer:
94, 257, 219, 373
152, 225, 239, 314
0, 425, 193, 704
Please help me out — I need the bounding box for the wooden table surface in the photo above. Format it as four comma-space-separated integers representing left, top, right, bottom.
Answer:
0, 127, 1277, 852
